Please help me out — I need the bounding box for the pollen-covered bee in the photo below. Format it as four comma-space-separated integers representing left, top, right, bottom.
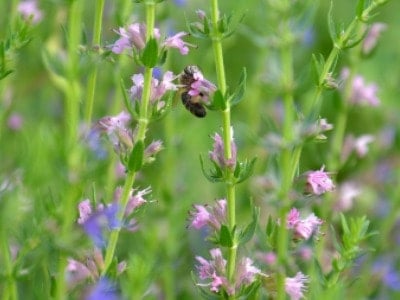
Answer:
179, 65, 207, 118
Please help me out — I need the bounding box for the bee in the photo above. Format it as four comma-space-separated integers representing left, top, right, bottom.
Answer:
179, 65, 207, 118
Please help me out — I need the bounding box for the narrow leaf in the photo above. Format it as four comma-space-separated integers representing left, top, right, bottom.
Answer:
219, 225, 233, 247
229, 67, 247, 107
356, 0, 366, 18
207, 89, 226, 111
120, 78, 136, 118
140, 38, 158, 68
239, 206, 260, 245
128, 141, 144, 172
327, 1, 337, 42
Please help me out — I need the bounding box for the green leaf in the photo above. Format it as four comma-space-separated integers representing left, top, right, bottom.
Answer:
199, 155, 224, 183
207, 90, 226, 111
128, 141, 144, 172
219, 225, 233, 247
229, 68, 247, 107
120, 78, 137, 118
327, 1, 337, 43
356, 0, 366, 19
235, 157, 257, 184
239, 206, 260, 245
311, 53, 324, 86
140, 38, 158, 68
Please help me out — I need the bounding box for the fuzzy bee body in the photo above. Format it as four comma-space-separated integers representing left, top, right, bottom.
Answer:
179, 65, 207, 118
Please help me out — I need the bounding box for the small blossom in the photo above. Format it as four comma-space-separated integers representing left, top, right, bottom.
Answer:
77, 200, 120, 248
163, 32, 193, 55
209, 128, 237, 169
124, 187, 151, 216
130, 71, 178, 108
306, 166, 335, 195
285, 272, 309, 300
235, 257, 262, 287
362, 23, 387, 55
111, 23, 160, 54
144, 140, 163, 163
66, 258, 94, 287
189, 199, 227, 231
87, 277, 120, 300
7, 113, 23, 131
18, 0, 43, 24
286, 208, 323, 240
195, 249, 263, 296
341, 69, 380, 106
256, 251, 277, 265
196, 9, 207, 20
95, 111, 133, 153
342, 134, 375, 161
335, 182, 361, 211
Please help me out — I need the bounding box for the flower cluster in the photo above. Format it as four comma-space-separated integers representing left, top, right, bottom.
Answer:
286, 208, 323, 240
188, 199, 227, 231
306, 166, 335, 195
285, 272, 309, 300
130, 71, 177, 109
341, 68, 380, 106
111, 22, 194, 56
209, 128, 237, 170
195, 248, 264, 296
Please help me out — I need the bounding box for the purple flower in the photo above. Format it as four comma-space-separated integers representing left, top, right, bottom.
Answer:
163, 32, 193, 55
95, 111, 133, 154
195, 249, 264, 295
334, 182, 361, 211
189, 199, 227, 231
77, 200, 120, 248
18, 0, 43, 24
341, 69, 380, 106
130, 71, 177, 109
87, 277, 120, 300
285, 272, 309, 300
7, 113, 23, 131
111, 23, 160, 54
184, 67, 217, 104
209, 128, 237, 170
195, 248, 229, 294
306, 166, 335, 195
342, 134, 375, 161
362, 23, 387, 55
286, 208, 323, 240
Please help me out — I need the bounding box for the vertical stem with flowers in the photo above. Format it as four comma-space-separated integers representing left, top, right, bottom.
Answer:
209, 0, 237, 286
101, 1, 156, 276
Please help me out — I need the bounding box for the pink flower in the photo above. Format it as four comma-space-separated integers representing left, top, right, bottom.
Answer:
77, 199, 93, 225
362, 23, 387, 55
286, 208, 323, 240
335, 182, 361, 211
342, 134, 375, 161
195, 249, 262, 295
111, 23, 160, 54
341, 69, 380, 106
306, 166, 335, 195
130, 71, 177, 107
163, 32, 193, 55
7, 113, 23, 131
209, 128, 237, 170
285, 272, 309, 300
18, 0, 43, 24
189, 199, 227, 231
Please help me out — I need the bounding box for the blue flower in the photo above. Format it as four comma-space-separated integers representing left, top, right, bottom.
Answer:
87, 277, 120, 300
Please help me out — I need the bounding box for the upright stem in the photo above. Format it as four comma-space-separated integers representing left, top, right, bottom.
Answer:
276, 4, 295, 298
55, 1, 83, 299
1, 231, 17, 300
102, 1, 155, 275
210, 0, 237, 290
84, 0, 105, 124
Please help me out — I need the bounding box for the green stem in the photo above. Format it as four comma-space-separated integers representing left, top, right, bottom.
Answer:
84, 0, 105, 124
276, 5, 295, 299
0, 231, 17, 300
55, 1, 83, 299
210, 0, 237, 292
101, 0, 155, 275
